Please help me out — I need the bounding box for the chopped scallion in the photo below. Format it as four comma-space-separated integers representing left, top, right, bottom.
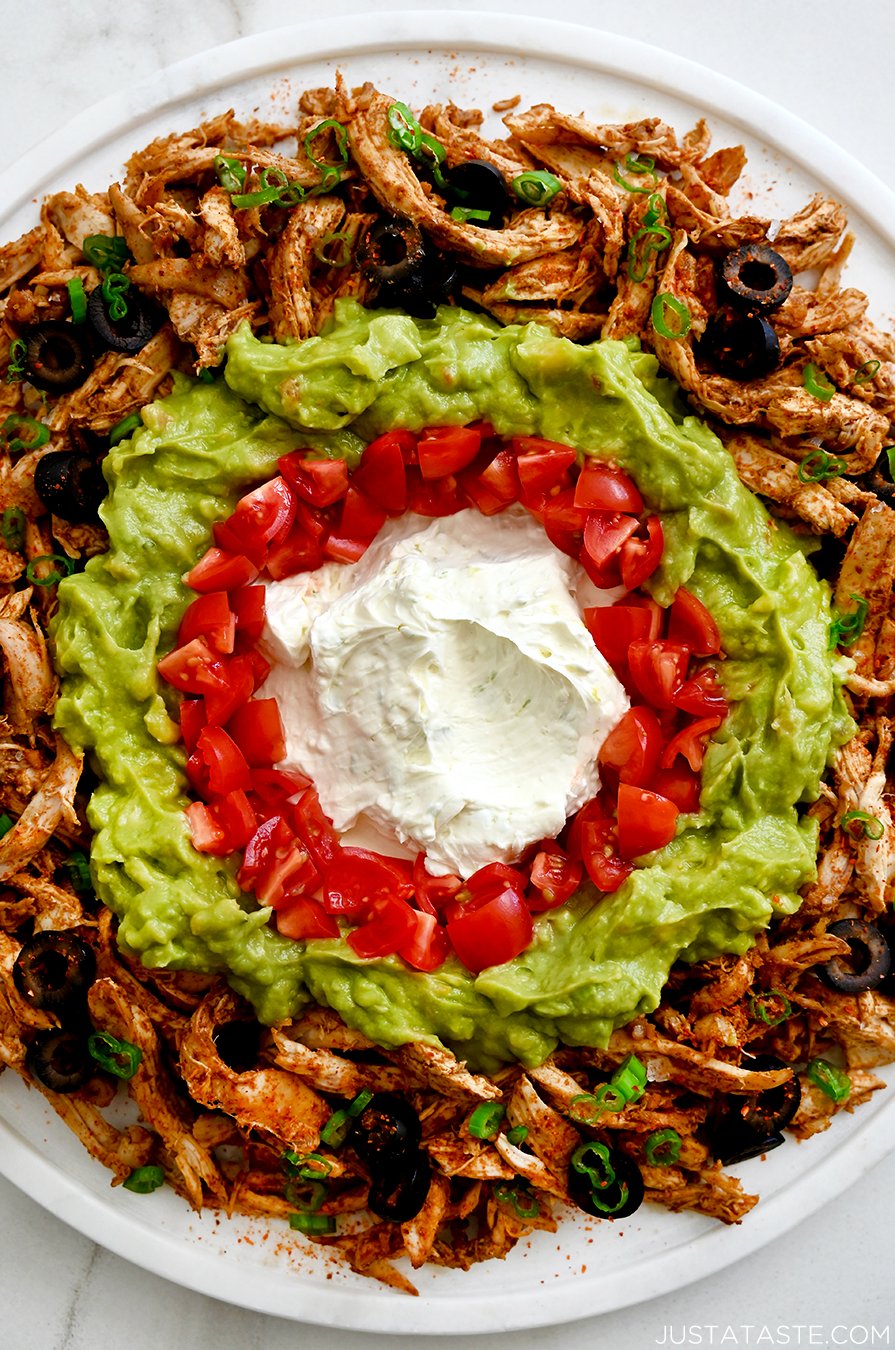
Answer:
651, 292, 691, 340
67, 276, 88, 325
803, 362, 836, 402
101, 272, 130, 322
468, 1102, 505, 1139
214, 154, 247, 193
347, 1088, 374, 1118
797, 449, 847, 483
320, 1107, 352, 1149
806, 1057, 850, 1103
88, 1031, 142, 1080
304, 119, 349, 170
0, 813, 14, 838
643, 193, 667, 228
2, 413, 50, 452
25, 554, 75, 587
109, 412, 142, 446
505, 1125, 529, 1147
749, 990, 793, 1026
613, 151, 658, 193
511, 170, 561, 206
6, 337, 26, 382
313, 231, 354, 268
450, 205, 492, 224
493, 1183, 539, 1219
828, 594, 868, 649
840, 809, 885, 841
626, 224, 672, 282
645, 1128, 682, 1166
65, 850, 93, 895
284, 1179, 327, 1213
853, 359, 881, 385
83, 234, 130, 275
1, 506, 26, 552
123, 1165, 165, 1194
289, 1211, 335, 1235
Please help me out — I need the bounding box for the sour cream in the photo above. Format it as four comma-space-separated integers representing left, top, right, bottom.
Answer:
259, 507, 628, 878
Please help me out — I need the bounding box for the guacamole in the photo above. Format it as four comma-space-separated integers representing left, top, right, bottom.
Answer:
52, 302, 852, 1072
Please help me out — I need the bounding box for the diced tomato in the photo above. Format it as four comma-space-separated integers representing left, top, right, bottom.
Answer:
412, 852, 464, 917
581, 512, 640, 587
179, 698, 207, 754
668, 587, 721, 656
185, 546, 259, 594
627, 639, 691, 709
563, 797, 610, 862
213, 517, 267, 570
541, 489, 589, 558
214, 789, 257, 848
619, 516, 664, 591
323, 848, 414, 918
279, 451, 349, 507
417, 426, 482, 480
352, 432, 409, 512
245, 648, 271, 691
227, 698, 286, 767
574, 463, 643, 514
616, 783, 679, 860
195, 725, 250, 796
459, 448, 520, 517
578, 818, 633, 892
672, 667, 728, 717
398, 910, 451, 971
339, 485, 389, 543
250, 767, 311, 809
229, 477, 296, 550
238, 815, 318, 906
177, 592, 235, 655
584, 598, 663, 671
185, 801, 229, 856
652, 764, 702, 814
277, 896, 340, 941
267, 524, 326, 579
447, 887, 533, 974
528, 845, 583, 911
186, 750, 212, 800
598, 706, 664, 787
293, 500, 331, 544
463, 861, 529, 908
321, 534, 368, 564
513, 438, 577, 508
293, 788, 341, 873
347, 893, 419, 959
202, 654, 255, 726
231, 585, 266, 645
660, 715, 723, 772
238, 815, 289, 887
405, 467, 464, 517
158, 637, 225, 696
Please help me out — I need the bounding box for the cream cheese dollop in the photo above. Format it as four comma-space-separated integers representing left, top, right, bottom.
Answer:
259, 507, 628, 878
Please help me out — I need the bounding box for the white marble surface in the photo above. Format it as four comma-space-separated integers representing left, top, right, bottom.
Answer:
2, 1, 895, 1345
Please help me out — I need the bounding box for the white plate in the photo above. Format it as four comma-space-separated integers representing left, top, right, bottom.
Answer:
2, 12, 893, 1335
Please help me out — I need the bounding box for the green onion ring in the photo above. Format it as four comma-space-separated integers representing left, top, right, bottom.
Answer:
386, 102, 422, 153
285, 1179, 328, 1213
450, 205, 492, 224
66, 276, 88, 325
65, 850, 93, 894
803, 362, 836, 402
505, 1125, 529, 1146
289, 1211, 335, 1235
511, 170, 562, 206
1, 506, 26, 552
853, 359, 881, 385
749, 990, 793, 1026
828, 593, 869, 649
25, 554, 75, 587
651, 292, 691, 340
643, 193, 667, 228
0, 813, 14, 838
109, 412, 142, 447
626, 224, 672, 282
123, 1165, 165, 1194
645, 1128, 682, 1167
101, 272, 131, 322
320, 1108, 352, 1148
613, 151, 658, 193
313, 231, 354, 268
347, 1088, 374, 1117
797, 449, 847, 483
468, 1102, 505, 1139
2, 413, 50, 452
6, 336, 26, 382
88, 1031, 142, 1080
82, 234, 129, 275
493, 1183, 540, 1219
806, 1057, 851, 1103
840, 809, 885, 841
304, 119, 349, 170
214, 154, 247, 193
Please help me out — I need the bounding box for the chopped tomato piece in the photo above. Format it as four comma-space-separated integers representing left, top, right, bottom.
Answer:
627, 639, 690, 709
213, 789, 258, 850
227, 477, 296, 550
238, 815, 318, 906
277, 896, 339, 941
352, 432, 409, 512
279, 451, 349, 508
398, 911, 451, 971
447, 887, 533, 974
227, 698, 286, 767
179, 698, 207, 754
578, 818, 633, 892
177, 592, 235, 655
616, 783, 679, 859
185, 750, 212, 801
185, 801, 229, 856
185, 546, 259, 594
338, 485, 389, 543
463, 861, 529, 907
245, 648, 271, 692
347, 893, 420, 959
619, 515, 664, 591
598, 706, 664, 786
459, 448, 520, 516
563, 797, 611, 861
230, 585, 266, 645
417, 425, 482, 479
323, 848, 414, 918
574, 463, 643, 514
528, 845, 583, 910
513, 439, 577, 508
195, 725, 250, 797
202, 654, 255, 726
250, 767, 311, 809
541, 488, 588, 557
405, 467, 464, 517
652, 764, 702, 814
584, 598, 663, 671
672, 667, 728, 717
581, 512, 640, 587
321, 534, 368, 564
293, 500, 331, 543
267, 524, 326, 579
668, 587, 721, 657
412, 853, 464, 917
293, 788, 341, 873
158, 637, 225, 697
660, 715, 723, 772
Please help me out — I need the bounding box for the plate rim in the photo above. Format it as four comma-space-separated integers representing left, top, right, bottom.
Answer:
2, 9, 894, 1333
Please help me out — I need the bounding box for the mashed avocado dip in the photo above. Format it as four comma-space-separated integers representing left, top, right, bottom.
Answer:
52, 302, 852, 1071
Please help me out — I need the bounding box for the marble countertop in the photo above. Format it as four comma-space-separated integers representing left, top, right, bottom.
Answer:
2, 2, 894, 1346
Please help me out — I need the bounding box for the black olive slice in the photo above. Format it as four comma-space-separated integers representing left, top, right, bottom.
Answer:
821, 919, 891, 993
700, 306, 780, 381
357, 216, 427, 288
708, 1055, 800, 1164
368, 1149, 431, 1223
567, 1141, 644, 1220
33, 450, 107, 524
24, 322, 93, 392
720, 242, 793, 312
442, 159, 511, 229
213, 1019, 264, 1073
351, 1091, 422, 1168
714, 1129, 785, 1168
25, 1029, 93, 1094
13, 931, 96, 1013
86, 285, 157, 354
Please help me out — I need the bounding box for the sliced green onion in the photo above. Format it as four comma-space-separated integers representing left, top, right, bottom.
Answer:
123, 1165, 165, 1194
285, 1179, 327, 1213
885, 445, 895, 479
347, 1088, 374, 1118
613, 151, 658, 193
0, 813, 14, 838
308, 165, 343, 198
451, 206, 492, 224
840, 809, 885, 841
313, 231, 354, 268
570, 1142, 630, 1214
806, 1057, 851, 1103
853, 359, 881, 386
305, 119, 349, 170
749, 990, 793, 1026
613, 1054, 647, 1095
797, 449, 847, 483
643, 193, 667, 228
230, 185, 287, 209
416, 133, 449, 191
651, 292, 691, 340
109, 412, 142, 446
468, 1102, 505, 1140
2, 413, 50, 452
1, 506, 26, 552
645, 1128, 682, 1167
320, 1107, 352, 1149
570, 1087, 621, 1123
282, 1150, 333, 1182
6, 336, 26, 382
387, 102, 422, 153
88, 1031, 142, 1080
83, 234, 130, 275
289, 1211, 335, 1234
626, 224, 672, 283
214, 154, 247, 193
101, 272, 130, 322
511, 170, 561, 207
25, 554, 75, 586
67, 276, 88, 325
803, 362, 836, 402
493, 1183, 540, 1219
506, 1125, 529, 1147
828, 594, 868, 649
65, 850, 93, 894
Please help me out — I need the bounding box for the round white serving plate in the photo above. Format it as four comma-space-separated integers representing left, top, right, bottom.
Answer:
1, 12, 894, 1334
